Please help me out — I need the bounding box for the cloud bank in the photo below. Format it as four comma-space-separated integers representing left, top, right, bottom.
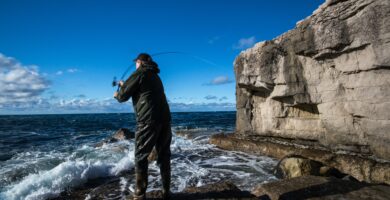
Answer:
203, 76, 234, 86
233, 36, 257, 50
0, 53, 50, 106
0, 53, 235, 114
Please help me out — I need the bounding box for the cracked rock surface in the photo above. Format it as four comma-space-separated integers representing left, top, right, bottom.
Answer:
232, 0, 390, 184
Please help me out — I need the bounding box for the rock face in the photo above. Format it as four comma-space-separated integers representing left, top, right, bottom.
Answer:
252, 175, 390, 200
234, 0, 390, 162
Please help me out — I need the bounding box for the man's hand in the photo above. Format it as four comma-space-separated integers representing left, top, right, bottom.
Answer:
113, 92, 118, 98
118, 80, 124, 87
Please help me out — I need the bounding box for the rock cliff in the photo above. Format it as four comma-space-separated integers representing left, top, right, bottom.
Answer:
213, 0, 390, 184
235, 0, 390, 161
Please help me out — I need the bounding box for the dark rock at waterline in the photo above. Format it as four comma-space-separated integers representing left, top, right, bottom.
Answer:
144, 181, 257, 200
95, 128, 135, 147
51, 179, 257, 200
112, 128, 135, 140
252, 175, 390, 200
174, 129, 212, 140
94, 128, 158, 161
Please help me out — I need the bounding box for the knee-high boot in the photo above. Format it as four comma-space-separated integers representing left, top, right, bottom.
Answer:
134, 171, 148, 200
160, 164, 171, 199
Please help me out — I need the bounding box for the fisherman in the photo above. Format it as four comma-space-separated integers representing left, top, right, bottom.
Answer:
114, 53, 172, 200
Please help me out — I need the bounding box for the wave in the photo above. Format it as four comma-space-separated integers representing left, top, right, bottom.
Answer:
1, 142, 134, 200
1, 123, 277, 200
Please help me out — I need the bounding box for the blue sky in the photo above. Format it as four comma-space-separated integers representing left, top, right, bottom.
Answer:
0, 0, 324, 114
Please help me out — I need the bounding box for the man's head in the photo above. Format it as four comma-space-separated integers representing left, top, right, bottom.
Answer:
134, 53, 152, 69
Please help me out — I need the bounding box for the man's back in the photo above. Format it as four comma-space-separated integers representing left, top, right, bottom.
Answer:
115, 61, 171, 123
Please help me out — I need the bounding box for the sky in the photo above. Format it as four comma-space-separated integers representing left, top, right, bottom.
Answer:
0, 0, 324, 114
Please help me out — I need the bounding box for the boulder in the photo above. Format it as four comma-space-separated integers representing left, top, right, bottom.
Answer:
95, 128, 135, 147
275, 155, 324, 178
147, 148, 158, 162
111, 128, 135, 140
274, 155, 345, 179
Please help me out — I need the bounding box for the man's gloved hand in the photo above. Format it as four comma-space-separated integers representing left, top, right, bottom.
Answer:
113, 81, 124, 98
118, 80, 124, 87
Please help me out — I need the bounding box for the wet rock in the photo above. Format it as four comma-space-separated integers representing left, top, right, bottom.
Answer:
175, 130, 196, 139
148, 148, 158, 162
144, 181, 257, 200
252, 175, 390, 200
210, 133, 390, 184
174, 129, 210, 140
52, 179, 257, 200
112, 128, 135, 140
95, 128, 135, 147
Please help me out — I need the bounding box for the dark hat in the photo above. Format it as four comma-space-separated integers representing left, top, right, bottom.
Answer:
133, 53, 152, 62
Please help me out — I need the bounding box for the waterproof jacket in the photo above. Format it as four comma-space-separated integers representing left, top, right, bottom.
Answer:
115, 61, 171, 123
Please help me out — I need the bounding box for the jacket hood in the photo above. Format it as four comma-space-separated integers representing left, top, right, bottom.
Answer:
140, 61, 160, 73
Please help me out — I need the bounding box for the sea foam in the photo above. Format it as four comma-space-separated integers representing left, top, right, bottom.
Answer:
1, 142, 134, 200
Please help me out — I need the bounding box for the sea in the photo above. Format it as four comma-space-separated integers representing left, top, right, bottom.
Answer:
0, 112, 277, 200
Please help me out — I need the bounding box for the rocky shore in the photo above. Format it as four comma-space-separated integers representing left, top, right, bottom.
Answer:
51, 0, 390, 199
49, 127, 390, 200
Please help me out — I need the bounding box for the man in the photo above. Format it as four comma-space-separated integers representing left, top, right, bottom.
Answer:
114, 53, 172, 200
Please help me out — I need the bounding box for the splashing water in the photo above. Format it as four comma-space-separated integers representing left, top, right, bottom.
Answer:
0, 112, 278, 200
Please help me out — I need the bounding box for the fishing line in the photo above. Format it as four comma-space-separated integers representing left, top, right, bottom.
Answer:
112, 51, 217, 91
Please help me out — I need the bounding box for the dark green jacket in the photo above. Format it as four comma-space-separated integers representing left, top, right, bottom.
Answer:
115, 61, 171, 123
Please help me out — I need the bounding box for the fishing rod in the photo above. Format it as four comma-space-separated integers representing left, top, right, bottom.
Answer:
112, 51, 217, 91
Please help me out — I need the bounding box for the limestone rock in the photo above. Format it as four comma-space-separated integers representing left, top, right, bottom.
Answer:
274, 155, 345, 179
234, 0, 390, 164
209, 133, 390, 184
275, 156, 324, 178
147, 148, 158, 162
251, 175, 390, 200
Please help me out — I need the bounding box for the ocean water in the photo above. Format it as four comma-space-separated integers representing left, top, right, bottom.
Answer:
0, 112, 277, 200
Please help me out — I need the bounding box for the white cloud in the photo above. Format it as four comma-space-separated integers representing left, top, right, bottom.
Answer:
56, 70, 63, 75
169, 102, 235, 112
203, 76, 234, 86
204, 95, 218, 100
0, 96, 134, 114
219, 96, 228, 101
233, 36, 257, 50
0, 95, 235, 114
67, 68, 79, 73
0, 53, 50, 105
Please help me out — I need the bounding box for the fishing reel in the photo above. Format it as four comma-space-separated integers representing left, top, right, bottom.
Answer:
112, 77, 122, 92
112, 77, 118, 87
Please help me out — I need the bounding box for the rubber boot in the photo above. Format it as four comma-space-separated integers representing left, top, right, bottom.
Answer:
160, 164, 171, 200
133, 171, 148, 200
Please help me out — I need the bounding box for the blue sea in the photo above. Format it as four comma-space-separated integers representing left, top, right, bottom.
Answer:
0, 112, 277, 200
